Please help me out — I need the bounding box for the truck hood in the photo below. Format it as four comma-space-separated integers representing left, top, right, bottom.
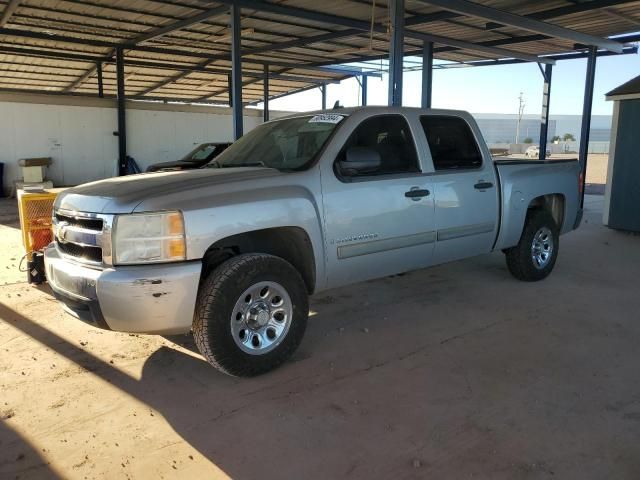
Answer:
56, 167, 281, 214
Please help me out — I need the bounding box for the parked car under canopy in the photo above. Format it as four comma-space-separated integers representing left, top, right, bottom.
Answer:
146, 142, 231, 172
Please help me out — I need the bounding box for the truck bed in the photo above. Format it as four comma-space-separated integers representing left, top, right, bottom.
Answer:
492, 157, 581, 250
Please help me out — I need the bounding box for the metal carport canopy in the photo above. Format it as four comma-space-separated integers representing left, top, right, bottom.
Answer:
0, 0, 638, 173
0, 0, 636, 103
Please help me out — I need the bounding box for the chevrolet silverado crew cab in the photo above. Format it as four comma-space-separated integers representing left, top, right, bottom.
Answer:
45, 107, 582, 376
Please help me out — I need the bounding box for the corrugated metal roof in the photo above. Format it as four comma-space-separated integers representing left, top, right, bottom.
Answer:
0, 0, 638, 104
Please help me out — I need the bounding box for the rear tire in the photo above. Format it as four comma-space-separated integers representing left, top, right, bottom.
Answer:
193, 253, 309, 376
505, 209, 559, 281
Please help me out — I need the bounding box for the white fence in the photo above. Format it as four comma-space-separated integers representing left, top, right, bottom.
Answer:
488, 141, 609, 155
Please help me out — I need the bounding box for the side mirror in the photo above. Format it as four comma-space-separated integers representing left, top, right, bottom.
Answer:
338, 147, 381, 175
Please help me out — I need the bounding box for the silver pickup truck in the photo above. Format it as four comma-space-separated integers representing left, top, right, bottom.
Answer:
45, 107, 582, 376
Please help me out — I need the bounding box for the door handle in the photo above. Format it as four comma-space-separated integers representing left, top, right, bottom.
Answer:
474, 181, 494, 190
405, 188, 430, 199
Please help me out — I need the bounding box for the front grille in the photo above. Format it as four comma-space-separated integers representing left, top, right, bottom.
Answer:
57, 242, 103, 263
54, 210, 108, 265
55, 213, 103, 231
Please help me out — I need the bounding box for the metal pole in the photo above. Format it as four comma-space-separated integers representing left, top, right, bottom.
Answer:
421, 40, 433, 108
361, 75, 368, 106
115, 47, 127, 176
230, 4, 243, 139
321, 83, 327, 109
538, 63, 552, 160
96, 62, 104, 98
227, 73, 232, 107
515, 92, 525, 144
579, 46, 597, 208
263, 63, 269, 122
388, 0, 405, 107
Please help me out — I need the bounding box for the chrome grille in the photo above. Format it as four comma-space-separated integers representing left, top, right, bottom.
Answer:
55, 212, 103, 231
52, 209, 113, 266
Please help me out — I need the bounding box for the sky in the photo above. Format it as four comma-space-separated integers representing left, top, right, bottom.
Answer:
262, 52, 640, 117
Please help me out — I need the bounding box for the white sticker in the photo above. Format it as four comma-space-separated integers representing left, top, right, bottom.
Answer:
308, 114, 344, 124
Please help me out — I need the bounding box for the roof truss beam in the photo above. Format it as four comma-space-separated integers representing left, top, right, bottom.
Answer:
240, 0, 636, 63
601, 7, 640, 27
213, 0, 555, 64
0, 27, 377, 76
216, 0, 638, 61
65, 48, 114, 92
416, 0, 624, 53
0, 0, 21, 27
127, 6, 229, 45
432, 45, 638, 68
409, 30, 554, 63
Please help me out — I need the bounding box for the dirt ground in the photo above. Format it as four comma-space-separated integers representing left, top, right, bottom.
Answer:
2, 192, 640, 479
583, 154, 609, 185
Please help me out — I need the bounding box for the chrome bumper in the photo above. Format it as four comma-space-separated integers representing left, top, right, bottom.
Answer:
44, 245, 201, 334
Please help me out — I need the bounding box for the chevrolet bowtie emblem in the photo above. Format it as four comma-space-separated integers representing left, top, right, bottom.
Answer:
56, 221, 70, 243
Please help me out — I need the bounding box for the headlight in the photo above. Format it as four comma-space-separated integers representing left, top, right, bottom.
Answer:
113, 211, 186, 265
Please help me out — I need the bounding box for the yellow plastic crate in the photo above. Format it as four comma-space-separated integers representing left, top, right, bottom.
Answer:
17, 190, 60, 260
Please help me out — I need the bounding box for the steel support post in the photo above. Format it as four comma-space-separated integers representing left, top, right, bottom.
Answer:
115, 47, 127, 176
421, 40, 433, 108
388, 0, 405, 106
230, 4, 243, 139
263, 64, 269, 122
321, 83, 327, 109
579, 46, 597, 207
96, 62, 104, 98
361, 75, 368, 106
539, 63, 553, 160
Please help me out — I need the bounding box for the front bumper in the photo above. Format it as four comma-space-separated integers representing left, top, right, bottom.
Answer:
44, 245, 201, 334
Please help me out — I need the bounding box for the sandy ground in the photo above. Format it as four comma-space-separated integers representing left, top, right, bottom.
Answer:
583, 154, 609, 185
0, 203, 24, 286
2, 194, 640, 479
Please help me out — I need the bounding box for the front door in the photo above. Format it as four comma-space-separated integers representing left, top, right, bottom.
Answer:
321, 114, 436, 288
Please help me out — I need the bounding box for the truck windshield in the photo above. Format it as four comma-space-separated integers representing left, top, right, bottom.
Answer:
208, 114, 344, 171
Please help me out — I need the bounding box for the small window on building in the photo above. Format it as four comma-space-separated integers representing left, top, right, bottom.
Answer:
337, 115, 420, 177
420, 115, 483, 170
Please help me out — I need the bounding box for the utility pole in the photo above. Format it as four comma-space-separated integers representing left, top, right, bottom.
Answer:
515, 92, 525, 144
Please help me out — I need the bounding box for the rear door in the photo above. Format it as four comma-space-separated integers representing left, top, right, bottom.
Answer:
419, 114, 499, 265
320, 113, 436, 288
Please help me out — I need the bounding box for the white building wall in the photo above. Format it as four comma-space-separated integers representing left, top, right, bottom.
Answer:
0, 93, 271, 193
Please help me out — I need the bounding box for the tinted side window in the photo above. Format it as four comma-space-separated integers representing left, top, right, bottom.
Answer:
420, 115, 482, 170
338, 115, 420, 177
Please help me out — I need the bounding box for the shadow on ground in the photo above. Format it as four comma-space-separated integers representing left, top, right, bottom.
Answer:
2, 198, 640, 479
584, 183, 605, 195
0, 421, 60, 479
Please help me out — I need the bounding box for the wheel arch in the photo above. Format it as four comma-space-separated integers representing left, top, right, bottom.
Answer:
201, 226, 317, 294
496, 191, 567, 250
527, 193, 565, 230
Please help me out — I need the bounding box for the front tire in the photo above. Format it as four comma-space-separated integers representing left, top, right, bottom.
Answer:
193, 253, 309, 376
505, 209, 559, 281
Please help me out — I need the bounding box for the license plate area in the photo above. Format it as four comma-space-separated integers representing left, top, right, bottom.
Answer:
48, 260, 99, 301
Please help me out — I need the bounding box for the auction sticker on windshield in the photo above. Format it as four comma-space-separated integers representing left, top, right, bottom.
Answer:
308, 114, 344, 124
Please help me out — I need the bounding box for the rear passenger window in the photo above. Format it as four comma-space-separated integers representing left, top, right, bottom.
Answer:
420, 115, 482, 170
337, 115, 420, 177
